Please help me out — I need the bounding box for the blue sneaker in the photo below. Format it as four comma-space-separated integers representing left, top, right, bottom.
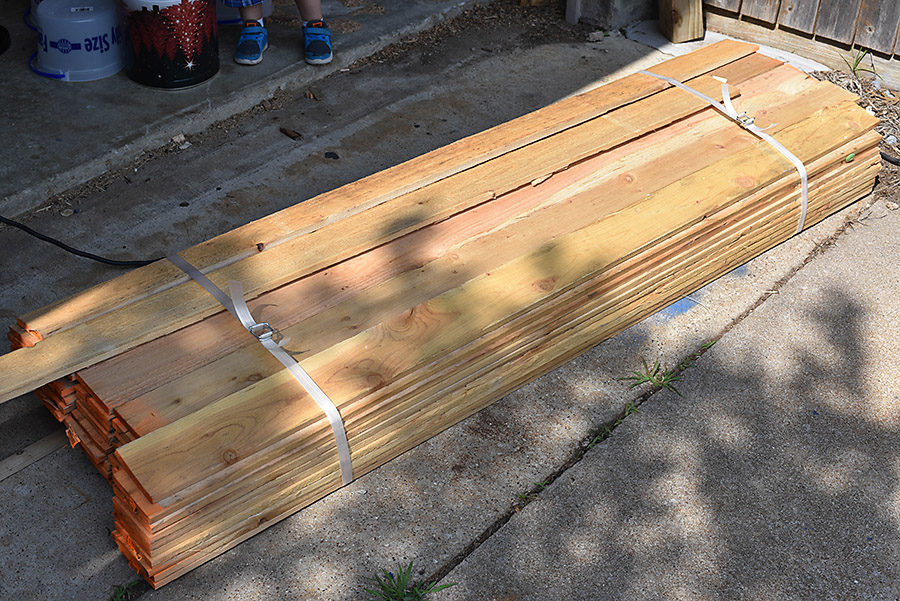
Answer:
303, 20, 333, 65
235, 21, 268, 65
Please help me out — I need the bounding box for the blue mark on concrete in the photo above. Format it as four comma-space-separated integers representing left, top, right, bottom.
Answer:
659, 297, 695, 318
729, 264, 748, 277
649, 261, 752, 323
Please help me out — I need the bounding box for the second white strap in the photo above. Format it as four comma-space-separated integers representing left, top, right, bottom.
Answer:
639, 69, 809, 233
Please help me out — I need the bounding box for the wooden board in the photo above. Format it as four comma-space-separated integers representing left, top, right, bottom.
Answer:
114, 154, 881, 580
777, 0, 820, 33
741, 0, 783, 24
103, 56, 789, 438
659, 0, 705, 43
109, 135, 881, 583
0, 42, 766, 406
13, 40, 760, 342
705, 12, 900, 89
854, 0, 900, 54
116, 94, 877, 505
813, 0, 861, 44
0, 431, 67, 482
14, 44, 881, 589
704, 0, 743, 12
82, 53, 778, 408
110, 145, 877, 536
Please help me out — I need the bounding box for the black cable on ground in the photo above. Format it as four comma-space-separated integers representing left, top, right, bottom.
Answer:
0, 26, 10, 55
882, 151, 900, 166
0, 214, 162, 267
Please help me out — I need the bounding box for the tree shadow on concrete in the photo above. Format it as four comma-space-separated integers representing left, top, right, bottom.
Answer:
435, 286, 898, 600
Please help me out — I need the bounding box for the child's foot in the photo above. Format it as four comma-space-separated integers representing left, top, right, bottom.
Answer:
303, 20, 332, 65
235, 21, 268, 65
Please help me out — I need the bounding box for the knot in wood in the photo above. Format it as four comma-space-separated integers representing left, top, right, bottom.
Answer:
735, 175, 756, 189
534, 277, 557, 292
222, 448, 239, 465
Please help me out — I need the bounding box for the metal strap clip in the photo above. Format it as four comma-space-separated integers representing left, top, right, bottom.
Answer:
249, 322, 275, 341
735, 112, 755, 128
167, 253, 354, 486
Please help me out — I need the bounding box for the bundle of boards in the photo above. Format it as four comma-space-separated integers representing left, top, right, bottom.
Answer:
2, 41, 882, 587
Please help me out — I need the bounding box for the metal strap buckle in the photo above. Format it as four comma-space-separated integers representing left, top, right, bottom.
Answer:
249, 322, 275, 341
736, 112, 755, 128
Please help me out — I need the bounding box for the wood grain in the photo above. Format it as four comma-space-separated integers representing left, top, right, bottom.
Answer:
0, 43, 766, 406
13, 40, 759, 341
813, 0, 861, 44
778, 0, 820, 33
111, 135, 880, 582
704, 0, 743, 12
18, 44, 880, 589
741, 0, 783, 24
854, 0, 900, 54
117, 94, 876, 505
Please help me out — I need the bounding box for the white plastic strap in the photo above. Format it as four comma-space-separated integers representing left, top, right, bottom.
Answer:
168, 253, 354, 486
639, 70, 809, 234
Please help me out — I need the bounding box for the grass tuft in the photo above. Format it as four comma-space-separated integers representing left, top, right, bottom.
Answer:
620, 358, 683, 397
842, 48, 879, 79
364, 561, 455, 601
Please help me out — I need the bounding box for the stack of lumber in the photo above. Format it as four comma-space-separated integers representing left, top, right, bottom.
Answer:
1, 41, 881, 587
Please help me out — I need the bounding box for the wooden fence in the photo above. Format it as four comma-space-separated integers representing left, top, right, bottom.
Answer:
704, 0, 900, 56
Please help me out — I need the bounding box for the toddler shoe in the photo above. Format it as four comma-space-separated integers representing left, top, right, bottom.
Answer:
303, 20, 332, 65
235, 20, 268, 65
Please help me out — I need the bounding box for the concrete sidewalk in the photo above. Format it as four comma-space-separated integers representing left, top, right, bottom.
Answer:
437, 196, 900, 600
1, 3, 897, 600
1, 0, 489, 218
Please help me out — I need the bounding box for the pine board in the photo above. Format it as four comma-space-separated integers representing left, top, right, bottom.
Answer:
1, 43, 768, 406
77, 54, 782, 410
116, 94, 877, 505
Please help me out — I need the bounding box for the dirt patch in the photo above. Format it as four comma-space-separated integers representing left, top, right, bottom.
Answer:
352, 3, 385, 16
329, 17, 363, 33
350, 0, 577, 69
811, 70, 900, 208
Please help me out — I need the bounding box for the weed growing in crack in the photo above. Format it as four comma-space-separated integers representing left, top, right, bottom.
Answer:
586, 425, 614, 449
620, 358, 683, 397
679, 339, 718, 371
585, 402, 641, 449
364, 562, 455, 601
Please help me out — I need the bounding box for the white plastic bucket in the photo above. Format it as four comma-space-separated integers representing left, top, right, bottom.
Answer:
216, 0, 273, 25
31, 0, 123, 82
